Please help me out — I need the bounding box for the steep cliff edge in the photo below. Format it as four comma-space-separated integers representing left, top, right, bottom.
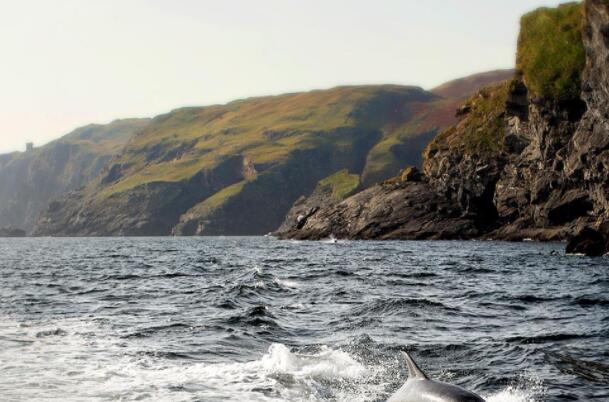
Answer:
35, 86, 443, 236
34, 78, 505, 237
0, 119, 149, 233
275, 82, 511, 240
277, 1, 609, 245
565, 0, 609, 229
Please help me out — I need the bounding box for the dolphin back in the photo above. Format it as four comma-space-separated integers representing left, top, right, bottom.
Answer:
402, 351, 428, 380
388, 352, 487, 402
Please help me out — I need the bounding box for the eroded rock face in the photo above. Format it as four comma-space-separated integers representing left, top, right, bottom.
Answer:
0, 119, 149, 233
491, 1, 608, 243
566, 227, 607, 256
491, 80, 589, 239
35, 156, 246, 236
566, 0, 609, 220
277, 0, 609, 252
276, 179, 478, 241
33, 86, 452, 237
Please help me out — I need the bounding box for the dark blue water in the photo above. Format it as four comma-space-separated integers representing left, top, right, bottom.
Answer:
1, 237, 608, 401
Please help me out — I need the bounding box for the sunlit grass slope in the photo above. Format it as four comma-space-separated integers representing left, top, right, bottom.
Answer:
94, 85, 443, 199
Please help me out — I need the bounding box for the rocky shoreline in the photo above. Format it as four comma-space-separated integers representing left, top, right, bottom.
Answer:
0, 227, 26, 237
276, 0, 609, 256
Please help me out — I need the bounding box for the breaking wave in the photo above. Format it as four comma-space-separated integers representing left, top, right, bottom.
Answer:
0, 237, 605, 400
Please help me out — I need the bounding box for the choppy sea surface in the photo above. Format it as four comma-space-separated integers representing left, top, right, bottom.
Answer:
1, 237, 608, 401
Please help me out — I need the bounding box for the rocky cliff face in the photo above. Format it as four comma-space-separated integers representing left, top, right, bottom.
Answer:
565, 0, 609, 227
489, 0, 608, 240
34, 78, 508, 237
275, 167, 479, 240
0, 119, 149, 233
277, 1, 609, 245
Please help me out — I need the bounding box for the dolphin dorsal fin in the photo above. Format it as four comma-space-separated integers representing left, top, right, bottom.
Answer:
402, 351, 429, 380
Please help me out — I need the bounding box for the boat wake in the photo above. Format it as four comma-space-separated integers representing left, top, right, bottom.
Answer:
0, 316, 545, 401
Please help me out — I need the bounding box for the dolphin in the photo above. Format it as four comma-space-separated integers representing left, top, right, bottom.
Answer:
388, 351, 486, 402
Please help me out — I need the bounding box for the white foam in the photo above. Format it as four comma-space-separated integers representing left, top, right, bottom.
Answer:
108, 343, 372, 401
273, 278, 299, 289
485, 375, 546, 402
261, 344, 366, 379
322, 236, 338, 244
0, 317, 376, 401
0, 316, 547, 402
283, 303, 306, 310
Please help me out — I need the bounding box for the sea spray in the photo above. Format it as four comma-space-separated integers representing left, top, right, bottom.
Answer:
1, 237, 605, 400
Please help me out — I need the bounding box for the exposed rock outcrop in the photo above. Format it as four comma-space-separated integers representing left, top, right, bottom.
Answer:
276, 169, 478, 240
34, 77, 511, 237
0, 119, 149, 233
566, 227, 607, 256
277, 1, 609, 254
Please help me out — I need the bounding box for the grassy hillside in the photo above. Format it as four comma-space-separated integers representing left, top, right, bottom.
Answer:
96, 86, 439, 198
431, 69, 515, 99
317, 170, 361, 201
35, 69, 517, 237
0, 119, 149, 232
38, 85, 463, 236
60, 120, 145, 153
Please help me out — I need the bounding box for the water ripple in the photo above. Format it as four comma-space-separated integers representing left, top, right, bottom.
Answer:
0, 237, 607, 401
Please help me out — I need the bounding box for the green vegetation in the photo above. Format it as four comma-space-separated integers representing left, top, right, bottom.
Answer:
427, 83, 509, 155
517, 2, 585, 102
189, 181, 247, 216
431, 69, 515, 99
32, 76, 526, 235
317, 170, 360, 200
427, 2, 585, 159
93, 86, 443, 198
0, 118, 148, 231
360, 98, 462, 184
59, 119, 150, 154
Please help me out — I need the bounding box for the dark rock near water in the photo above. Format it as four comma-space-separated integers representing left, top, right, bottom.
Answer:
276, 178, 478, 240
0, 227, 26, 237
566, 228, 607, 256
33, 71, 516, 237
277, 0, 609, 257
35, 328, 68, 338
0, 119, 149, 233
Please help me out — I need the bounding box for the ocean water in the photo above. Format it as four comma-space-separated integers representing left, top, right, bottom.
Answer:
0, 237, 608, 402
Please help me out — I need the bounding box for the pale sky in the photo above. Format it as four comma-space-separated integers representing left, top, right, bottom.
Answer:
0, 0, 569, 153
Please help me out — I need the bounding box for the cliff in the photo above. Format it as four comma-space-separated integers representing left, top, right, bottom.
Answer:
33, 76, 509, 237
277, 1, 609, 246
0, 119, 149, 233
